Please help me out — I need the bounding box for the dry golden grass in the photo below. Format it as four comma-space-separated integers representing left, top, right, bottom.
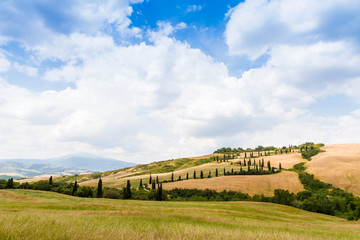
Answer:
162, 171, 304, 196
306, 144, 360, 196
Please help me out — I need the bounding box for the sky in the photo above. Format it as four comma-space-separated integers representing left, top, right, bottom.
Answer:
0, 0, 360, 163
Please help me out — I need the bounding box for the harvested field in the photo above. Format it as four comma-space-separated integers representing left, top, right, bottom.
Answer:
162, 171, 304, 196
230, 152, 305, 169
306, 144, 360, 196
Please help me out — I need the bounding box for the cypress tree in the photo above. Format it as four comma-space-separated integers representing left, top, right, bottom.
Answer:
248, 164, 250, 172
156, 183, 163, 201
193, 170, 196, 179
139, 179, 143, 189
200, 170, 203, 179
231, 168, 234, 175
240, 166, 243, 173
224, 167, 226, 176
49, 176, 53, 186
245, 152, 247, 158
178, 175, 181, 181
156, 175, 159, 184
149, 174, 152, 184
244, 159, 246, 166
96, 178, 103, 198
208, 171, 211, 178
268, 161, 271, 171
123, 180, 132, 199
279, 163, 282, 170
186, 172, 189, 180
72, 181, 78, 196
171, 172, 174, 182
216, 168, 218, 177
152, 180, 156, 189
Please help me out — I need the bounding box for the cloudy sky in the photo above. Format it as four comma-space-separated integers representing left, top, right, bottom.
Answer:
0, 0, 359, 163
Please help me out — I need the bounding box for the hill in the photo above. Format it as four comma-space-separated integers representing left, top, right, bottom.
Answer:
0, 153, 136, 179
306, 144, 360, 196
0, 189, 359, 240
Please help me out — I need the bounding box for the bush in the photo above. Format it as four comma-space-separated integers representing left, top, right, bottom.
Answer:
104, 189, 121, 199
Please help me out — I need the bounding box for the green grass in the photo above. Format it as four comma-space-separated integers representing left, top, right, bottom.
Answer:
0, 190, 359, 240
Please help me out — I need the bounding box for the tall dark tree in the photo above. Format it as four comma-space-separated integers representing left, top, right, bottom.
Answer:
6, 178, 14, 189
156, 176, 159, 184
200, 170, 203, 179
193, 170, 196, 179
208, 171, 211, 178
231, 168, 234, 175
152, 180, 156, 190
49, 176, 53, 186
96, 178, 103, 198
123, 180, 132, 199
171, 172, 174, 182
156, 183, 163, 201
139, 179, 143, 189
72, 181, 78, 196
224, 167, 226, 176
268, 161, 271, 171
178, 176, 181, 181
186, 172, 189, 180
215, 168, 218, 177
244, 159, 246, 166
279, 163, 282, 170
149, 174, 152, 185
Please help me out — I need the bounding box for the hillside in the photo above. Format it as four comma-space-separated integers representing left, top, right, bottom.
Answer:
306, 144, 360, 196
0, 189, 359, 240
0, 154, 136, 180
162, 171, 304, 196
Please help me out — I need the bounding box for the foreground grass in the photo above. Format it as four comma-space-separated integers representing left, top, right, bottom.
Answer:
0, 190, 359, 240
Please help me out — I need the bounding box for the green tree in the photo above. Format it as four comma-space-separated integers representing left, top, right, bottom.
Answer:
6, 178, 14, 189
49, 176, 53, 186
149, 174, 152, 184
96, 178, 103, 198
139, 179, 143, 189
268, 161, 271, 171
186, 172, 189, 180
200, 170, 203, 179
72, 181, 78, 196
123, 180, 132, 199
279, 163, 282, 170
215, 168, 218, 177
156, 183, 163, 201
152, 180, 156, 190
171, 172, 174, 182
193, 170, 196, 179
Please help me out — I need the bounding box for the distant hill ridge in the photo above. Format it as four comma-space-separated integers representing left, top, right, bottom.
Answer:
0, 153, 136, 179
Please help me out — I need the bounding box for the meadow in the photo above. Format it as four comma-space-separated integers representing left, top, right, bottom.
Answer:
0, 189, 359, 240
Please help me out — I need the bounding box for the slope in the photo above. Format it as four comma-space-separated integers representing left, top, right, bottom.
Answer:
306, 144, 360, 196
0, 189, 359, 240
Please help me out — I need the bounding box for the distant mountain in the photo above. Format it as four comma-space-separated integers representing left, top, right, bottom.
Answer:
0, 154, 136, 179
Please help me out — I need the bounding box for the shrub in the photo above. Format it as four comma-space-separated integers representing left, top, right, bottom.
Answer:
104, 189, 121, 199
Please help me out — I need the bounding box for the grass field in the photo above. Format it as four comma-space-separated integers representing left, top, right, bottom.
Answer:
162, 171, 304, 196
0, 189, 359, 240
306, 144, 360, 196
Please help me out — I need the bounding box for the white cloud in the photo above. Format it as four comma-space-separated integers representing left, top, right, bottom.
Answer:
186, 5, 203, 13
225, 0, 360, 60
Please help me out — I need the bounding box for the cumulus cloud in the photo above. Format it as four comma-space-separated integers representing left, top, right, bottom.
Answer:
225, 0, 360, 60
0, 0, 143, 46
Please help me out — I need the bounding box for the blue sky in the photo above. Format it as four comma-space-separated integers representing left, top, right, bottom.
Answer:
0, 0, 359, 162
